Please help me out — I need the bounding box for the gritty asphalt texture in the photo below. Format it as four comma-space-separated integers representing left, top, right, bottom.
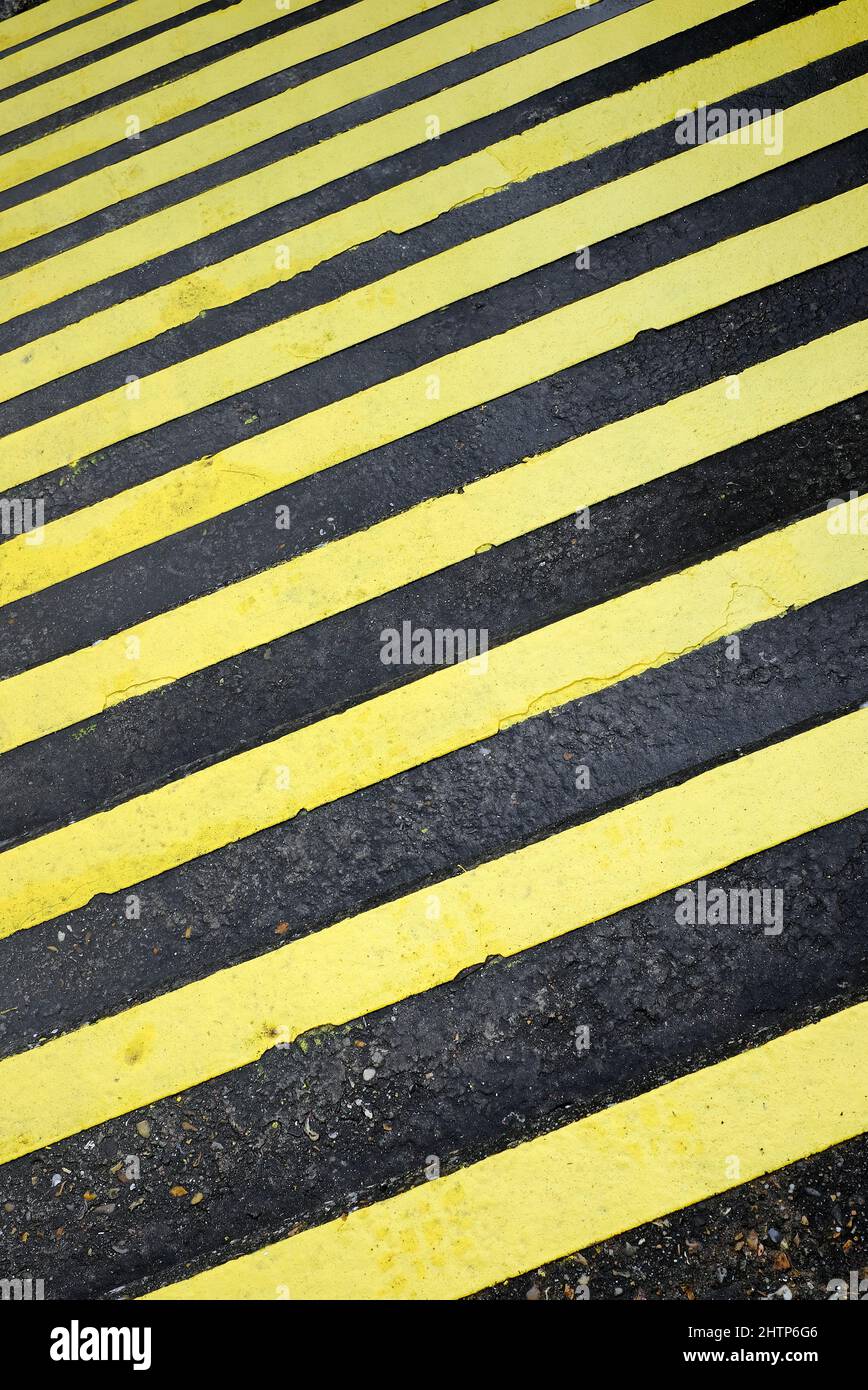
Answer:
0, 0, 865, 1302
1, 808, 865, 1298
3, 390, 866, 846
0, 582, 865, 1057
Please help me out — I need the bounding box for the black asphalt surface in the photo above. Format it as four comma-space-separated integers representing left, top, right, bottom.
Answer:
0, 0, 865, 1308
0, 811, 864, 1298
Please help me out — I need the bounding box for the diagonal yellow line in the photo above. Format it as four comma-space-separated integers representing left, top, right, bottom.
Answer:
0, 502, 864, 942
0, 0, 767, 317
0, 0, 119, 54
0, 708, 865, 1168
0, 0, 592, 250
9, 31, 861, 402
1, 186, 866, 601
3, 85, 863, 467
144, 1001, 868, 1299
0, 0, 583, 184
0, 322, 864, 755
0, 0, 222, 92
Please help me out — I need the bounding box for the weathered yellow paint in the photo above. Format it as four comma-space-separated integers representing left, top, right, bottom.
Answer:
2, 86, 860, 468
1, 185, 864, 594
0, 503, 864, 939
4, 14, 853, 384
0, 0, 580, 191
0, 0, 460, 187
0, 711, 864, 1168
0, 0, 334, 138
0, 0, 217, 95
144, 1002, 868, 1299
4, 0, 863, 1309
0, 324, 864, 754
0, 0, 796, 322
0, 0, 113, 52
0, 0, 672, 251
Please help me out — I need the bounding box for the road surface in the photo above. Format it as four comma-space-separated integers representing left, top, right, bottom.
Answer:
0, 0, 865, 1302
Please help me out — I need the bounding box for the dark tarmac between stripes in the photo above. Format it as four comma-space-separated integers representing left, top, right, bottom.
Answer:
1, 809, 865, 1297
0, 0, 866, 1304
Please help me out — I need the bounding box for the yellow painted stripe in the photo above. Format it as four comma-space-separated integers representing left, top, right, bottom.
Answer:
1, 186, 865, 603
5, 103, 864, 477
0, 0, 116, 53
10, 44, 860, 404
1, 324, 864, 757
145, 1002, 868, 1299
0, 708, 864, 1168
0, 0, 587, 249
0, 0, 461, 149
0, 502, 864, 942
0, 0, 579, 189
0, 0, 207, 91
0, 0, 769, 320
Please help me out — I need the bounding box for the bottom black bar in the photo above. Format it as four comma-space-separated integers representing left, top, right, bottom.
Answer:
2, 1295, 862, 1373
